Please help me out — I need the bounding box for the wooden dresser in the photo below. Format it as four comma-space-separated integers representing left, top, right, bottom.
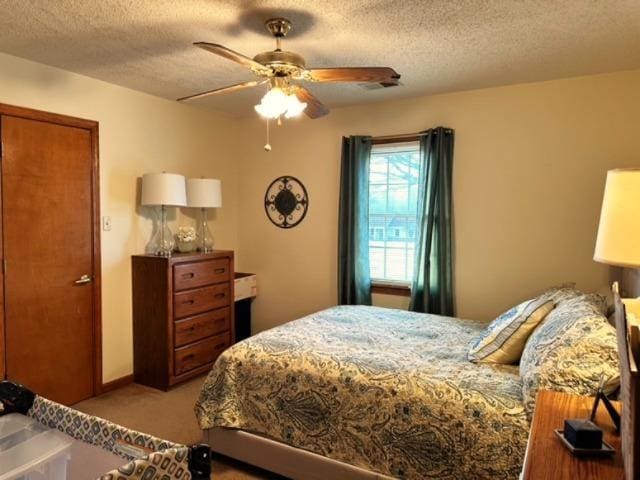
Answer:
522, 390, 624, 479
131, 251, 235, 390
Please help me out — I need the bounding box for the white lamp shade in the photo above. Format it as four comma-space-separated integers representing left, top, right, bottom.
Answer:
187, 178, 222, 208
594, 168, 640, 267
140, 173, 187, 206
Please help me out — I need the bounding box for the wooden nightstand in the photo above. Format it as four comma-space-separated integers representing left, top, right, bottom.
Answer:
522, 390, 624, 479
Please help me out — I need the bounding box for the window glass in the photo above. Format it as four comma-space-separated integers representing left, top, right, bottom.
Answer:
368, 142, 421, 283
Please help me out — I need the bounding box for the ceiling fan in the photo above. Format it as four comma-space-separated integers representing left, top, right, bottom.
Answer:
177, 17, 401, 119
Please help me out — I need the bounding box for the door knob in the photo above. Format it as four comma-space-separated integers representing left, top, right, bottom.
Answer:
74, 274, 92, 285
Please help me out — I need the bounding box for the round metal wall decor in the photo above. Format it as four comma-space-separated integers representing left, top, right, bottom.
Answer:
264, 176, 309, 228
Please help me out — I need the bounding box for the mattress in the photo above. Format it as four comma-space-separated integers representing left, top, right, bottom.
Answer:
196, 306, 529, 479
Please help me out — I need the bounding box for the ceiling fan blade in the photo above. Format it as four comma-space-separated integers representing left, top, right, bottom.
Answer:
306, 67, 400, 84
177, 80, 267, 102
194, 42, 271, 75
292, 86, 329, 119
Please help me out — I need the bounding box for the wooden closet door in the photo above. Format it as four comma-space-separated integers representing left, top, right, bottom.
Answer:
2, 114, 98, 405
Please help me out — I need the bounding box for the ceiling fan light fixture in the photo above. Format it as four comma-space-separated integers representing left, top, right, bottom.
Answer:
254, 87, 287, 118
254, 87, 307, 119
284, 95, 307, 118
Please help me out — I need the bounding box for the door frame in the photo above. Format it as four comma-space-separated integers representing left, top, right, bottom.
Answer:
0, 102, 102, 395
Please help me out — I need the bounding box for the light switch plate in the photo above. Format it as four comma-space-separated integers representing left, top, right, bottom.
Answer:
102, 216, 112, 231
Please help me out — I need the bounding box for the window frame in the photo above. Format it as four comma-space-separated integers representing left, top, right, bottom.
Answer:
368, 135, 421, 295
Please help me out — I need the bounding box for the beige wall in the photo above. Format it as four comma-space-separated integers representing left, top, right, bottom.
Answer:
0, 53, 240, 383
2, 49, 639, 381
237, 69, 640, 333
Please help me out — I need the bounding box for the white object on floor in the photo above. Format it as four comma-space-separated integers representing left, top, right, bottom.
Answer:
0, 414, 71, 480
0, 413, 125, 480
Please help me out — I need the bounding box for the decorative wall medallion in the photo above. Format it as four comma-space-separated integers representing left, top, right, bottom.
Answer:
264, 176, 309, 228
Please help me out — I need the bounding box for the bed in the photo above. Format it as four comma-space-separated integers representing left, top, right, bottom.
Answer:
195, 306, 530, 479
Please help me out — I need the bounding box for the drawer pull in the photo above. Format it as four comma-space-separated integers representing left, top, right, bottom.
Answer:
183, 354, 195, 361
214, 342, 226, 350
182, 300, 195, 305
214, 318, 225, 325
214, 293, 226, 299
182, 273, 195, 279
214, 268, 226, 274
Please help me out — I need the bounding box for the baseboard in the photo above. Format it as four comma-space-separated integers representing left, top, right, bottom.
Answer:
100, 374, 134, 394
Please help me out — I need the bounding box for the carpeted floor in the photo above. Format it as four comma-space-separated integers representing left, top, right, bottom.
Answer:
73, 375, 283, 479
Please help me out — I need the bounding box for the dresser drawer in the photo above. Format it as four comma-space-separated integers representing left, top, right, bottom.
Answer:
173, 284, 230, 319
174, 308, 231, 348
174, 333, 230, 376
174, 259, 230, 291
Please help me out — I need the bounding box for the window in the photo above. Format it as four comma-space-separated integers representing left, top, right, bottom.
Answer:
369, 226, 385, 241
368, 141, 421, 283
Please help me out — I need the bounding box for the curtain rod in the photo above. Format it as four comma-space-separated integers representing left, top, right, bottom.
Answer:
371, 129, 453, 141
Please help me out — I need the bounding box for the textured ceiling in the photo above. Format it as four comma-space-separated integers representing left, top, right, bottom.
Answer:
0, 0, 639, 116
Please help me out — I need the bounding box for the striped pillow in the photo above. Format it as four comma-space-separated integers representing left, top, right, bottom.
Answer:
468, 297, 554, 364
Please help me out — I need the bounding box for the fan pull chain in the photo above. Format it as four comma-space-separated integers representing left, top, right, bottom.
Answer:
264, 118, 272, 152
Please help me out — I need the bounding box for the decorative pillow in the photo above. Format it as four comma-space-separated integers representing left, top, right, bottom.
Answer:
536, 282, 582, 305
468, 297, 555, 364
520, 294, 619, 415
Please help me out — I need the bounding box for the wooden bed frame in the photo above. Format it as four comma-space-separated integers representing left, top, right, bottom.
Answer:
204, 427, 395, 480
613, 284, 639, 480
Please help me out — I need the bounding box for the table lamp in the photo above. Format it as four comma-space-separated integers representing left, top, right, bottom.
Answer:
594, 169, 640, 269
594, 168, 640, 316
141, 172, 187, 256
186, 178, 222, 252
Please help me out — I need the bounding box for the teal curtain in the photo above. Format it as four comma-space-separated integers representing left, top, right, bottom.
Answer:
338, 136, 373, 305
410, 127, 454, 315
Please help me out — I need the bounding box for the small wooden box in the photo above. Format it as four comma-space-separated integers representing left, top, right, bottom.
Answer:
234, 273, 257, 302
564, 419, 603, 449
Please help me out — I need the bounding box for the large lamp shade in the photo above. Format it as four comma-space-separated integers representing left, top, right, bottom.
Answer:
187, 178, 222, 208
141, 173, 187, 206
594, 169, 640, 268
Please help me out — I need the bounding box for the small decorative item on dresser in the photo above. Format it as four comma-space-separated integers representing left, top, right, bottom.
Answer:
176, 226, 197, 253
186, 178, 222, 252
555, 419, 613, 455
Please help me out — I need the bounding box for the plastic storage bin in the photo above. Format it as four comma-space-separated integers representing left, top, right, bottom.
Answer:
0, 380, 210, 480
0, 413, 71, 480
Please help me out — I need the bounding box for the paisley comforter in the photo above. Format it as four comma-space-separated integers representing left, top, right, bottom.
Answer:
196, 306, 529, 479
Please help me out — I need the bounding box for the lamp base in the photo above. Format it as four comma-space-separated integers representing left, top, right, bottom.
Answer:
197, 208, 215, 253
148, 205, 175, 257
